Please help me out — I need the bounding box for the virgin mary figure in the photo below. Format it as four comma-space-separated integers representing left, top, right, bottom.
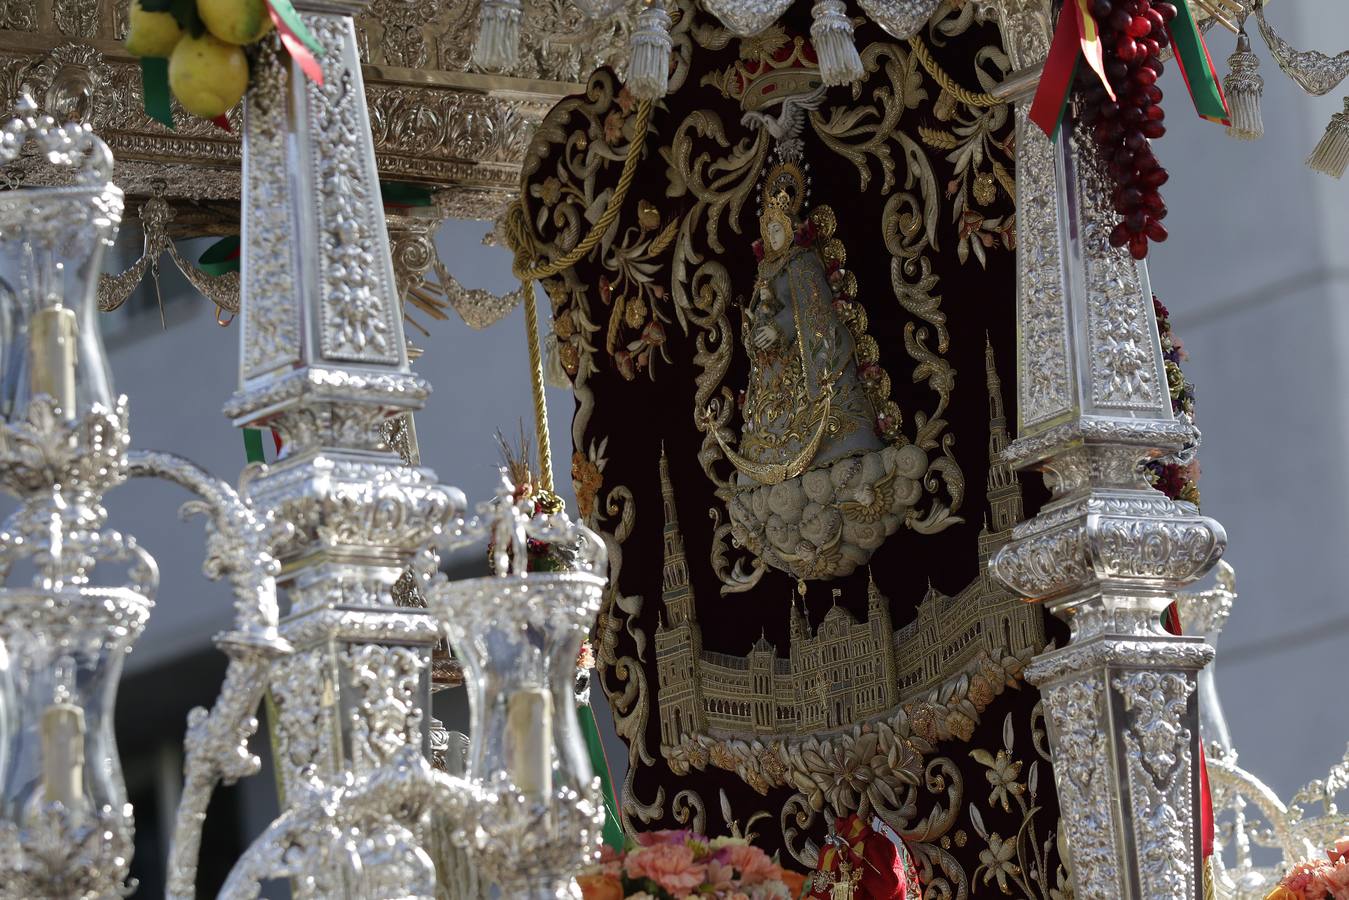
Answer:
715, 163, 931, 582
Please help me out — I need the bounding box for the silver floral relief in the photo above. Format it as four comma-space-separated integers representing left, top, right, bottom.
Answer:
343, 644, 427, 775
1072, 128, 1169, 416
53, 0, 99, 38
1013, 106, 1075, 433
242, 40, 302, 380
983, 0, 1053, 72
304, 14, 404, 367
269, 651, 341, 795
1116, 670, 1199, 900
1040, 675, 1125, 899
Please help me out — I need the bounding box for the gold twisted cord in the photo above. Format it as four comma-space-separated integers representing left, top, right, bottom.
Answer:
507, 98, 654, 282
523, 282, 557, 497
907, 35, 1004, 109
506, 98, 653, 500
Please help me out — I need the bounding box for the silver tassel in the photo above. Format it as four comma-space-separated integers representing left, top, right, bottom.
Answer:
1224, 29, 1264, 141
628, 1, 672, 100
810, 0, 863, 87
471, 0, 523, 71
1307, 97, 1349, 178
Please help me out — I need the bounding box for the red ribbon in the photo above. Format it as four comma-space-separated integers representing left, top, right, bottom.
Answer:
1030, 0, 1116, 138
267, 2, 324, 85
1164, 601, 1215, 858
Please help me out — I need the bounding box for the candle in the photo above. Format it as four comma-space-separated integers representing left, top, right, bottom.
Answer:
41, 700, 85, 808
506, 687, 552, 798
29, 305, 77, 419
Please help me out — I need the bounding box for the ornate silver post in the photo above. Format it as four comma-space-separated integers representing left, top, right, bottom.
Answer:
220, 6, 465, 893
989, 4, 1227, 898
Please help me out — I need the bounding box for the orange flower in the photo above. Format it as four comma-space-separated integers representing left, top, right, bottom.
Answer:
779, 869, 807, 896
576, 872, 623, 900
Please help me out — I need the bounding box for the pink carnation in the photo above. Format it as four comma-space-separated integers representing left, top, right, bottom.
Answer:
634, 829, 693, 847
1284, 860, 1329, 896
625, 843, 707, 895
721, 842, 781, 886
1317, 859, 1349, 899
704, 858, 737, 893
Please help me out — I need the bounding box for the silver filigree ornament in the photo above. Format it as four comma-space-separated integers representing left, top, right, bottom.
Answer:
424, 471, 609, 899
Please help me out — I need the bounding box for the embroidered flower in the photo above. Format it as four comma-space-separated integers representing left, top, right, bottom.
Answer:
637, 199, 660, 231
971, 748, 1025, 812
641, 319, 666, 346
614, 349, 636, 381
624, 842, 706, 895
572, 449, 604, 520
977, 832, 1021, 894
625, 294, 648, 328
538, 176, 562, 207
603, 110, 626, 145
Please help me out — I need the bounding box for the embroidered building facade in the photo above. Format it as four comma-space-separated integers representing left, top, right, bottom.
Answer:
656, 341, 1045, 745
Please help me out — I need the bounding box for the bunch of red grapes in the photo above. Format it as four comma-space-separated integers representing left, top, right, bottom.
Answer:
1076, 0, 1177, 260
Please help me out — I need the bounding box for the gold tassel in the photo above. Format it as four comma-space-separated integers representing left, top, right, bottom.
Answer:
1307, 97, 1349, 179
1223, 28, 1263, 141
1203, 855, 1217, 900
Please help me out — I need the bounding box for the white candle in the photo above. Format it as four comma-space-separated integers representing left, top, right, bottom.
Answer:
506, 688, 552, 799
41, 701, 85, 808
30, 305, 77, 419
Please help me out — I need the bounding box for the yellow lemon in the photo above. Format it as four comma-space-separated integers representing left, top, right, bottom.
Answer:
124, 0, 183, 57
168, 33, 249, 119
196, 0, 273, 45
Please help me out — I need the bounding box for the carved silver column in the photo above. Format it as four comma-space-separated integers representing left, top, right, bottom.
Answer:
989, 4, 1227, 898
223, 8, 464, 893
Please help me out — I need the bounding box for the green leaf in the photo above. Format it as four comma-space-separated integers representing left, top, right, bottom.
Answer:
169, 0, 205, 37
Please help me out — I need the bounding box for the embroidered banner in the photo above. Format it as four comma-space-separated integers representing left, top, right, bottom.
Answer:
521, 1, 1069, 890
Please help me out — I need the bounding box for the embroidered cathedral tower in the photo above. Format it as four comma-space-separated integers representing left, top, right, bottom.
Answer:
654, 448, 706, 745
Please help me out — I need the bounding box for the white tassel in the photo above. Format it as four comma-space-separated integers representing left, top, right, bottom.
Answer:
628, 1, 672, 100
1307, 98, 1349, 179
810, 0, 863, 87
471, 0, 523, 71
1223, 29, 1263, 141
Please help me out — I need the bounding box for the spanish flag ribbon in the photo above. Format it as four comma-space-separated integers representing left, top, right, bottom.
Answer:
1030, 0, 1116, 138
266, 0, 325, 86
811, 815, 909, 899
1167, 0, 1230, 125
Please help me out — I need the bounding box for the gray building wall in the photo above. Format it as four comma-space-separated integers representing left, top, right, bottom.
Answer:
1150, 3, 1349, 802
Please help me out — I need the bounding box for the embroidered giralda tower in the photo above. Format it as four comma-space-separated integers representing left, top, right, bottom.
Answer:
655, 448, 705, 747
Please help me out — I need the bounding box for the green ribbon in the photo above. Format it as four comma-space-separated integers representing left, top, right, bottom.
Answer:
266, 0, 322, 55
198, 235, 241, 276
579, 701, 624, 849
1168, 1, 1229, 124
243, 428, 266, 464
140, 57, 174, 129
380, 181, 435, 208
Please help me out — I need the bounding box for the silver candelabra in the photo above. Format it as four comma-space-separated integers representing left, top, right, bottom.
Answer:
0, 2, 609, 896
